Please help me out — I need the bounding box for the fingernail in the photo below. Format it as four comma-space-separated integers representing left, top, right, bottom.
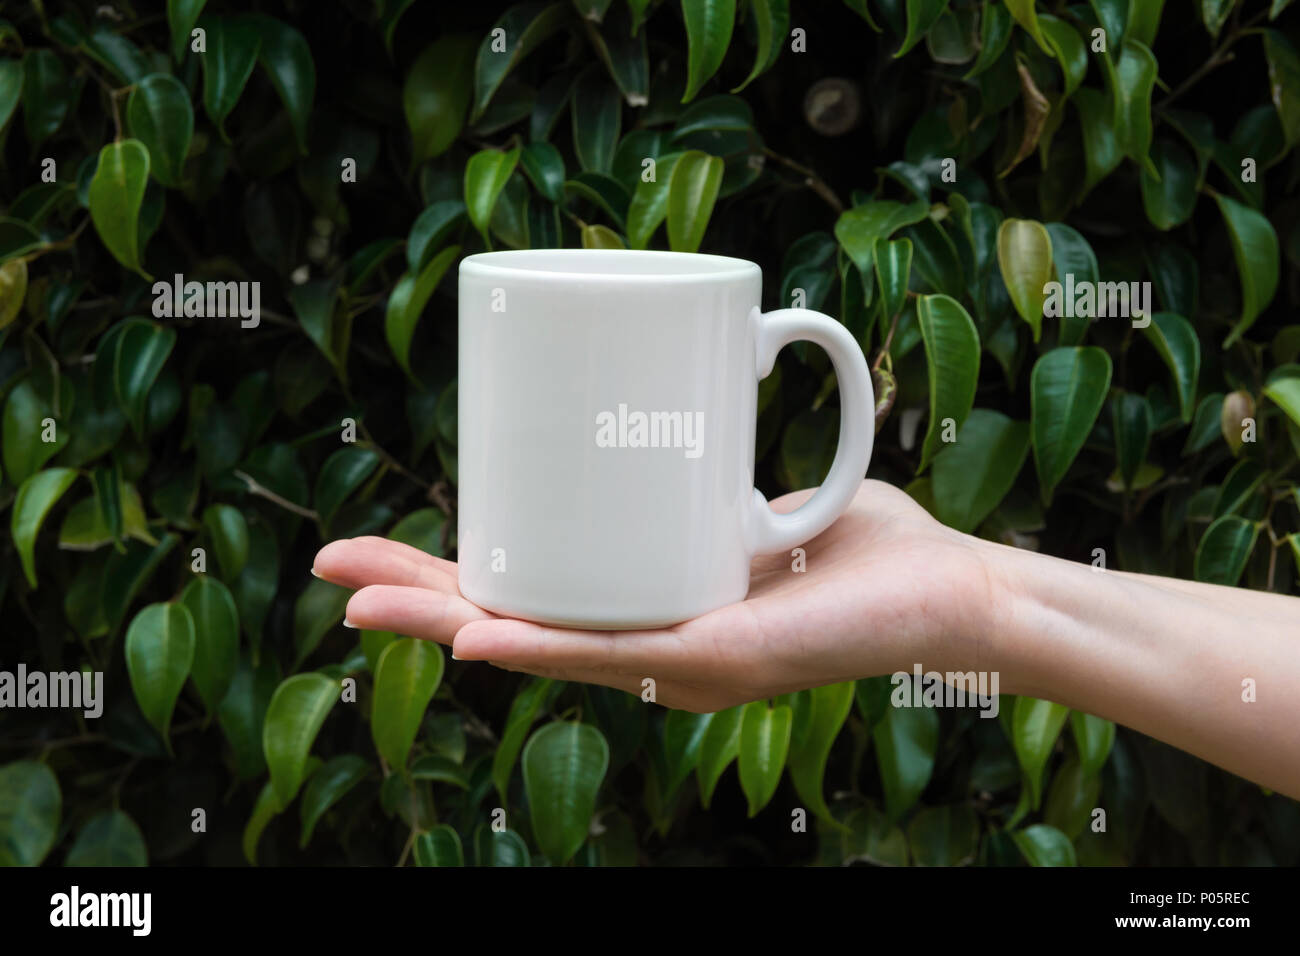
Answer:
450, 653, 462, 661
310, 567, 321, 578
342, 618, 357, 628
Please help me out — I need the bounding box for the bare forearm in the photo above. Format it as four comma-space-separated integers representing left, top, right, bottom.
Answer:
979, 539, 1300, 799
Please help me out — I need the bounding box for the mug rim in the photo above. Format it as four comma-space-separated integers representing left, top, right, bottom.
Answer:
460, 248, 760, 283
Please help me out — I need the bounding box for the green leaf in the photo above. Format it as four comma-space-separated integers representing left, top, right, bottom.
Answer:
581, 223, 625, 248
1003, 0, 1053, 54
733, 0, 789, 91
299, 754, 369, 847
464, 147, 521, 247
113, 319, 175, 437
1265, 30, 1300, 150
88, 140, 151, 278
916, 294, 980, 472
13, 468, 80, 588
386, 244, 460, 381
834, 198, 929, 275
1141, 139, 1197, 230
243, 781, 279, 864
786, 682, 854, 825
1112, 391, 1152, 490
571, 70, 621, 173
965, 4, 1013, 79
1030, 347, 1113, 503
895, 0, 951, 58
662, 710, 714, 800
1075, 86, 1122, 194
1070, 711, 1116, 778
292, 577, 351, 668
472, 3, 570, 121
1264, 370, 1300, 428
21, 50, 70, 145
64, 810, 147, 866
414, 825, 464, 866
314, 447, 381, 531
0, 59, 21, 135
695, 705, 744, 808
585, 2, 648, 104
666, 150, 724, 253
1043, 755, 1101, 839
873, 688, 939, 822
1039, 15, 1086, 98
996, 218, 1053, 341
168, 0, 208, 61
474, 826, 532, 866
1140, 312, 1201, 422
202, 503, 250, 580
125, 602, 197, 752
126, 74, 194, 187
493, 678, 555, 800
520, 141, 566, 202
372, 638, 446, 770
874, 237, 913, 322
1044, 222, 1098, 347
681, 0, 736, 102
1215, 193, 1280, 348
180, 576, 239, 715
264, 673, 340, 809
1111, 39, 1159, 177
199, 14, 261, 138
0, 761, 60, 866
932, 409, 1031, 533
522, 721, 609, 864
1194, 515, 1259, 586
405, 34, 477, 165
1011, 696, 1069, 810
626, 151, 683, 248
1213, 459, 1265, 518
251, 16, 314, 154
1011, 823, 1077, 866
908, 804, 978, 866
738, 700, 793, 817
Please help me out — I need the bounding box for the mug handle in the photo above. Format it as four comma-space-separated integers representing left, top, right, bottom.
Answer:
745, 307, 875, 556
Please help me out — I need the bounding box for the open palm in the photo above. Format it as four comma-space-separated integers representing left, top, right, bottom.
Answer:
312, 480, 995, 711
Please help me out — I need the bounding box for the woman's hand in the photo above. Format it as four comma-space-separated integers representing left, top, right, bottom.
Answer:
312, 480, 999, 712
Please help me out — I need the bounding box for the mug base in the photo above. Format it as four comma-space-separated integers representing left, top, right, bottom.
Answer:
458, 579, 743, 631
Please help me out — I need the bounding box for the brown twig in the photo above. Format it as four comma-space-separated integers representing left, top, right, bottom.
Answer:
762, 148, 844, 214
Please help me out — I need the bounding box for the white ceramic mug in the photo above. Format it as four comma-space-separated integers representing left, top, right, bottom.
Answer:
457, 249, 874, 629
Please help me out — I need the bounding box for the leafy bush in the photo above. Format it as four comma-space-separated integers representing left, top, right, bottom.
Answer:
2, 0, 1299, 867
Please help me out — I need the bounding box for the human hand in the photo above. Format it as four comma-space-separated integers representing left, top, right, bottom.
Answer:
311, 480, 1000, 712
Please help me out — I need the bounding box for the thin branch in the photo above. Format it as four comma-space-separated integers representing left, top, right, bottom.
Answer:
762, 148, 844, 214
233, 469, 320, 519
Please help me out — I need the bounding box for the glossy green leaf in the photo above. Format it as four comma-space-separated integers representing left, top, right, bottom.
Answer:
88, 140, 151, 278
1141, 139, 1197, 230
520, 141, 566, 202
406, 34, 477, 165
372, 638, 445, 771
125, 602, 197, 752
292, 577, 351, 668
964, 4, 1013, 79
662, 710, 714, 800
1011, 823, 1077, 866
180, 576, 239, 714
738, 700, 793, 817
695, 705, 744, 808
1141, 312, 1201, 422
908, 803, 978, 866
1011, 695, 1069, 810
835, 198, 929, 275
666, 151, 725, 253
199, 15, 261, 138
1264, 371, 1300, 428
581, 223, 625, 248
493, 678, 555, 800
1112, 390, 1152, 490
916, 293, 980, 472
1070, 711, 1116, 778
1031, 347, 1113, 503
1264, 30, 1300, 150
626, 151, 683, 249
571, 70, 621, 173
1194, 515, 1258, 585
873, 690, 939, 823
472, 3, 569, 121
242, 780, 279, 864
298, 754, 369, 847
522, 720, 609, 864
895, 0, 952, 58
786, 682, 854, 825
1043, 756, 1101, 839
202, 503, 250, 580
734, 0, 789, 91
385, 244, 460, 381
874, 237, 912, 322
21, 50, 70, 145
0, 761, 60, 866
1215, 193, 1280, 348
996, 218, 1052, 341
12, 468, 79, 588
681, 0, 736, 102
1075, 86, 1122, 193
474, 826, 532, 866
1003, 0, 1053, 54
65, 810, 147, 866
1039, 15, 1086, 98
168, 0, 208, 61
0, 59, 21, 135
126, 74, 194, 187
464, 147, 521, 246
314, 447, 381, 531
264, 672, 340, 809
932, 409, 1031, 533
1111, 40, 1158, 177
251, 16, 314, 153
414, 825, 464, 866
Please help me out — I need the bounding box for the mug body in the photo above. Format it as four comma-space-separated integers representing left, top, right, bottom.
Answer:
457, 249, 763, 628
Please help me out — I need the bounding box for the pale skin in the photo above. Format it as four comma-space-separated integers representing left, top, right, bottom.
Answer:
312, 480, 1300, 801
